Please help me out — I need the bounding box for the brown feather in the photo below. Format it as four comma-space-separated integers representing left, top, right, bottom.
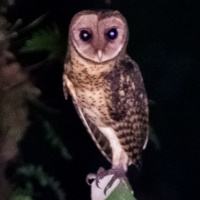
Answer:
104, 55, 149, 168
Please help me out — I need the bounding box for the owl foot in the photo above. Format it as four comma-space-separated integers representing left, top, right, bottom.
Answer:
86, 167, 105, 186
86, 173, 97, 185
86, 166, 128, 194
99, 166, 128, 194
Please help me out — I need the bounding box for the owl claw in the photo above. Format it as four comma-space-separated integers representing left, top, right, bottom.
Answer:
95, 166, 127, 194
86, 166, 127, 193
106, 166, 128, 194
86, 173, 96, 185
95, 167, 107, 188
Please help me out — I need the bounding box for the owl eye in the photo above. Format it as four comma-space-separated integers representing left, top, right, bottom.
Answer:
106, 28, 118, 40
80, 30, 92, 42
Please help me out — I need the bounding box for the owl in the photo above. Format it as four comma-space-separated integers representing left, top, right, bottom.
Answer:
63, 10, 149, 182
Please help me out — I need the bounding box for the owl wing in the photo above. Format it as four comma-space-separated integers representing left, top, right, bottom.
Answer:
104, 55, 149, 166
73, 103, 113, 163
63, 74, 68, 100
63, 72, 112, 163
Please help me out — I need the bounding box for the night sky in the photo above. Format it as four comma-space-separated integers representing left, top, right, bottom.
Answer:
6, 0, 200, 199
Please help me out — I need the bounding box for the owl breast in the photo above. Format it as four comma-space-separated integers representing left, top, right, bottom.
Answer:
66, 56, 114, 127
76, 82, 110, 127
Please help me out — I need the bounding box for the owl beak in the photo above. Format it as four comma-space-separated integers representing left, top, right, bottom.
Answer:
98, 50, 103, 61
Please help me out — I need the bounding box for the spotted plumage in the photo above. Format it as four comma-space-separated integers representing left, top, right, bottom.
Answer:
63, 10, 149, 172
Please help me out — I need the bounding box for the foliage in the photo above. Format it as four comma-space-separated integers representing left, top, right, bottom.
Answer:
10, 165, 65, 200
20, 25, 62, 59
106, 180, 136, 200
0, 9, 69, 200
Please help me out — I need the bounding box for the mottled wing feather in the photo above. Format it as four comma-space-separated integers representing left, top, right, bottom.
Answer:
73, 102, 112, 163
63, 75, 68, 100
63, 78, 113, 163
104, 55, 149, 167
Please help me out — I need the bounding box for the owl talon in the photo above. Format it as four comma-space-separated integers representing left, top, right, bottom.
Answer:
86, 173, 96, 185
97, 167, 106, 174
86, 168, 107, 188
104, 166, 127, 194
94, 166, 127, 193
95, 167, 107, 188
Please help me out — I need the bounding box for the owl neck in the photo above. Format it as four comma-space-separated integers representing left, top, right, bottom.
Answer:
66, 47, 116, 87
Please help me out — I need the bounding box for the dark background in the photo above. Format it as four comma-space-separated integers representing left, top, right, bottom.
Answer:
6, 0, 200, 199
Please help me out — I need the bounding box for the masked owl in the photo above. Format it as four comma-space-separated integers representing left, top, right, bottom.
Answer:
63, 10, 149, 177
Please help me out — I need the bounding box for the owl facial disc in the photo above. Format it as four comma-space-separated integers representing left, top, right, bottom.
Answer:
69, 11, 128, 63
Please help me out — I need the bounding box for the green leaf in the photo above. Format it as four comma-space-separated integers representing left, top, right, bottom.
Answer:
10, 194, 33, 200
106, 180, 136, 200
20, 25, 61, 58
12, 165, 66, 200
10, 187, 33, 200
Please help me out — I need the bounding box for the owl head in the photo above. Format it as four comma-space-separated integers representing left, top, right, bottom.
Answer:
68, 10, 129, 63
